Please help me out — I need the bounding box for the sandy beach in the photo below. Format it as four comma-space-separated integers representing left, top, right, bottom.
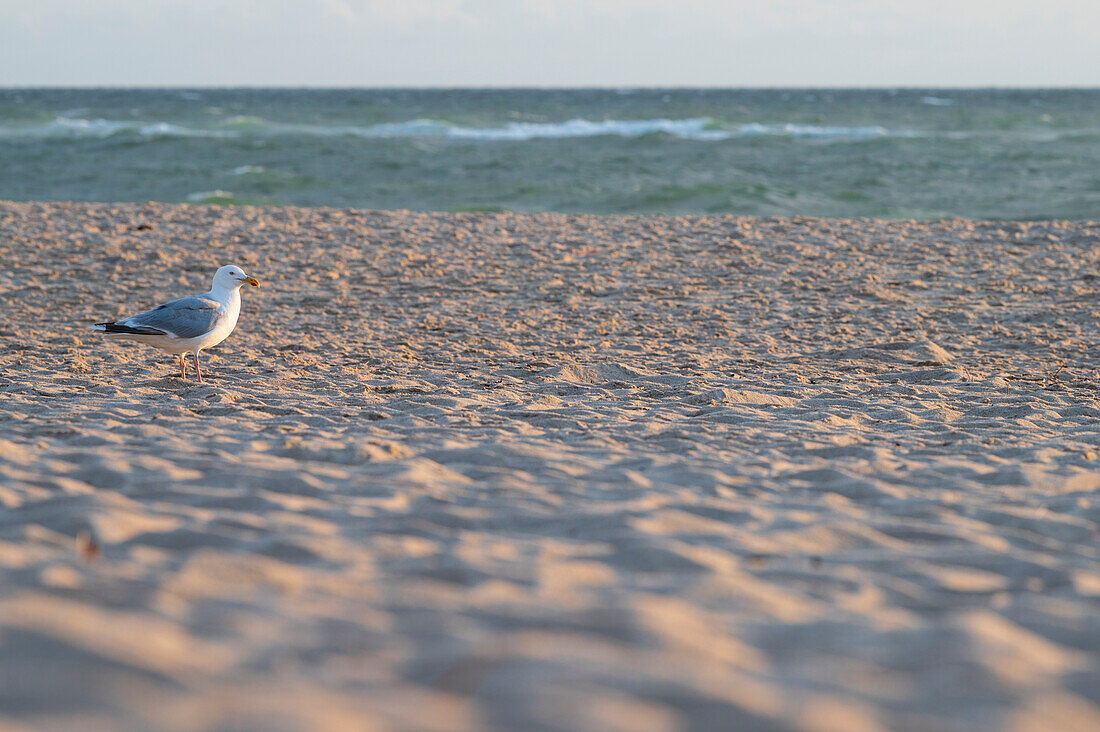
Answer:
0, 201, 1098, 731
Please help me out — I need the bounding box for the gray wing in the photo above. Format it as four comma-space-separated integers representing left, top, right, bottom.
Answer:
121, 295, 224, 339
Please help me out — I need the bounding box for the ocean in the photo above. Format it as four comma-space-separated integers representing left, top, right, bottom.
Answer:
1, 88, 1098, 219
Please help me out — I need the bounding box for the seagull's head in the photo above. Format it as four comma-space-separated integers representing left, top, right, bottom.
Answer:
213, 264, 260, 291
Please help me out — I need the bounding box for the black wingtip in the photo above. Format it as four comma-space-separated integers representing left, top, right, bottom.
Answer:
95, 322, 164, 335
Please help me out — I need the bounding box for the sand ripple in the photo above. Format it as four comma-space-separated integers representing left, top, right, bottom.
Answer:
0, 203, 1098, 731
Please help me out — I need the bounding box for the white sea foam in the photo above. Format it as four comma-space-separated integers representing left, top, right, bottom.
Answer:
137, 121, 222, 138
210, 117, 732, 141
920, 96, 955, 107
333, 118, 899, 142
0, 116, 908, 143
51, 117, 134, 137
737, 123, 894, 139
0, 116, 237, 140
446, 117, 731, 140
343, 119, 454, 138
186, 190, 235, 202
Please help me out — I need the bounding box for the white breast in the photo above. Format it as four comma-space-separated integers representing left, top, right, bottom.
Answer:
200, 291, 242, 350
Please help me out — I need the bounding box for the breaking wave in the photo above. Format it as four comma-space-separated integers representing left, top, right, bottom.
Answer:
0, 116, 234, 139
0, 115, 910, 143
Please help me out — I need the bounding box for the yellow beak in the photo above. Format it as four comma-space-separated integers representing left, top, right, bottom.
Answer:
242, 276, 260, 287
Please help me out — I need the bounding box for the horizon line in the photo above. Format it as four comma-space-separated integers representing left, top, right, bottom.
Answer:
3, 83, 1100, 91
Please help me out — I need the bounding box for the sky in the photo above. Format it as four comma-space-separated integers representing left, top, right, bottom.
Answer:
1, 0, 1097, 87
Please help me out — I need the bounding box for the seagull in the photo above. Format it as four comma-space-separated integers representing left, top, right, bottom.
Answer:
91, 264, 260, 382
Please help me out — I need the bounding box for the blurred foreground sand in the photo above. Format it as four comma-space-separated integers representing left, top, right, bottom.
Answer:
1, 202, 1098, 731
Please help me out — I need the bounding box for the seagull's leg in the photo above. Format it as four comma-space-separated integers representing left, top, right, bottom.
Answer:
193, 352, 203, 382
179, 354, 187, 379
